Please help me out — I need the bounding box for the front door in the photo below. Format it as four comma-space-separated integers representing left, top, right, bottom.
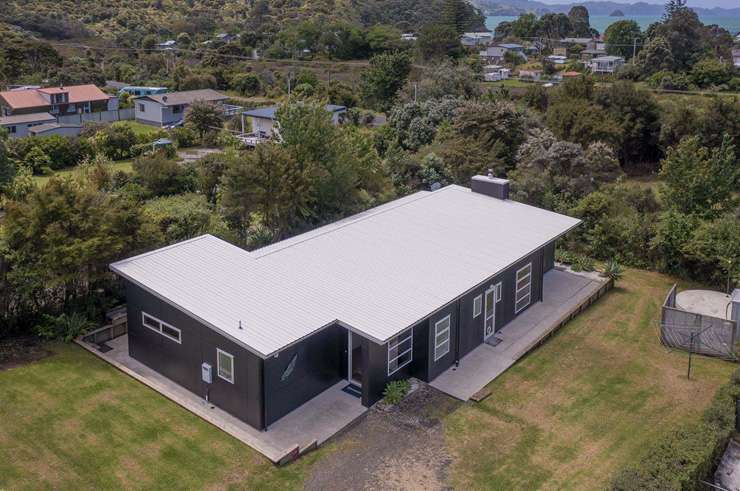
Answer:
348, 330, 362, 386
484, 286, 496, 341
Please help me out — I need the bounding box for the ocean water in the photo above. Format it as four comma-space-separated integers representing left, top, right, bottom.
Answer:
485, 14, 740, 35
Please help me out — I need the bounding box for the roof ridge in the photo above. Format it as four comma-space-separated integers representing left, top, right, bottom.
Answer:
110, 234, 217, 267
252, 188, 450, 259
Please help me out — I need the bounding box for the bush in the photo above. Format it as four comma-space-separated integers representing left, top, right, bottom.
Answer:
601, 259, 624, 282
555, 248, 576, 265
383, 379, 411, 405
170, 127, 198, 148
610, 369, 740, 490
571, 254, 595, 272
35, 312, 94, 341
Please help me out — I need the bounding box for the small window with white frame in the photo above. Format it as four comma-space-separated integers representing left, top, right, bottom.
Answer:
515, 263, 532, 313
387, 329, 413, 376
473, 294, 482, 317
141, 311, 181, 343
217, 349, 235, 383
495, 282, 502, 302
434, 315, 451, 361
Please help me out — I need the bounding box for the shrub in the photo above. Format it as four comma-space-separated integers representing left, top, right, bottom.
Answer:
601, 259, 624, 282
555, 248, 576, 265
610, 369, 740, 490
383, 379, 411, 405
571, 254, 595, 272
35, 312, 94, 341
171, 127, 198, 148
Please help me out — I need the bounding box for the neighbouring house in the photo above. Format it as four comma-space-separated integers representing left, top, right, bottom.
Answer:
483, 65, 511, 82
0, 84, 116, 117
733, 49, 740, 68
134, 89, 229, 127
562, 71, 582, 78
239, 104, 347, 145
157, 40, 177, 50
581, 48, 607, 60
0, 112, 56, 138
461, 32, 494, 47
589, 55, 625, 73
216, 33, 240, 43
400, 33, 417, 42
519, 69, 543, 81
119, 86, 168, 97
110, 175, 581, 431
480, 43, 527, 63
29, 122, 82, 138
545, 55, 568, 65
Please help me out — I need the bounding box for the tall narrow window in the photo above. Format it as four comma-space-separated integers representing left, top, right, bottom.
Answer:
217, 349, 234, 383
434, 315, 451, 361
515, 263, 532, 313
473, 295, 482, 317
387, 329, 413, 376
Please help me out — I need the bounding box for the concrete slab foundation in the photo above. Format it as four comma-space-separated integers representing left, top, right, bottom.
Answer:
76, 335, 367, 464
430, 268, 611, 401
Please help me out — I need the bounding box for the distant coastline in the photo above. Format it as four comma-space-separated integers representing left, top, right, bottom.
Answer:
485, 13, 740, 34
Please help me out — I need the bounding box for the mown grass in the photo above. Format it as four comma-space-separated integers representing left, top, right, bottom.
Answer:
443, 268, 735, 490
0, 343, 329, 490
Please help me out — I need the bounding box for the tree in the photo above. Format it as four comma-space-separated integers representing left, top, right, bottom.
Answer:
196, 151, 234, 203
441, 0, 469, 35
0, 129, 14, 194
388, 98, 462, 151
595, 81, 662, 167
142, 193, 231, 244
510, 129, 622, 209
682, 215, 740, 288
366, 25, 404, 54
635, 36, 674, 76
567, 6, 592, 38
231, 72, 261, 96
219, 143, 311, 238
604, 20, 643, 60
650, 0, 708, 71
416, 23, 463, 61
360, 50, 412, 111
93, 123, 137, 160
659, 135, 738, 219
689, 57, 733, 88
185, 100, 224, 140
536, 13, 572, 42
546, 99, 621, 149
400, 60, 480, 102
133, 154, 194, 197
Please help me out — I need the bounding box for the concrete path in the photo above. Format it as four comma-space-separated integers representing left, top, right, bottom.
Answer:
716, 439, 740, 490
431, 268, 609, 400
77, 335, 367, 463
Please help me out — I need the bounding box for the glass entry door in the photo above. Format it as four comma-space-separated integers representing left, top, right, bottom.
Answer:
484, 286, 496, 340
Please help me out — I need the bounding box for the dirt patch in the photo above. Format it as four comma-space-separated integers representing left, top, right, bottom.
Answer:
0, 337, 52, 371
305, 384, 460, 491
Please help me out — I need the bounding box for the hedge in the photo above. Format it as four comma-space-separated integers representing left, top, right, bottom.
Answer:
610, 369, 740, 490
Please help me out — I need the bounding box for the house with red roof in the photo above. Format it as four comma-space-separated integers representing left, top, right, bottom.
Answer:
0, 84, 117, 117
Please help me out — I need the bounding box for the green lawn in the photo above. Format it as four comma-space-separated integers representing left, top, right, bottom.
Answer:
0, 269, 734, 489
443, 268, 735, 489
115, 120, 162, 138
32, 160, 134, 186
0, 343, 330, 491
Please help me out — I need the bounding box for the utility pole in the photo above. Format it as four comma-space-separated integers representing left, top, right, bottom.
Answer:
632, 37, 638, 62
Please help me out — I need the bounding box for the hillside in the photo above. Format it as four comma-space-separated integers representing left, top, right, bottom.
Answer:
476, 0, 740, 17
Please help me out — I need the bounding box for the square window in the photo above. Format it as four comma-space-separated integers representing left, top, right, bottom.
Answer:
217, 349, 234, 383
473, 295, 482, 317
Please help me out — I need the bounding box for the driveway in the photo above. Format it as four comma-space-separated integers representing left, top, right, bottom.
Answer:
305, 383, 461, 491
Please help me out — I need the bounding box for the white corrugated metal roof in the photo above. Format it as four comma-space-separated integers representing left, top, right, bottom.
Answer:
111, 184, 580, 358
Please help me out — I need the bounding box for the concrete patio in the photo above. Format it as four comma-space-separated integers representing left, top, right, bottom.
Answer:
76, 335, 367, 464
431, 268, 611, 401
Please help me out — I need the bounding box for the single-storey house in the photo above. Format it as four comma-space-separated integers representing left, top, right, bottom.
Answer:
519, 69, 543, 81
110, 175, 580, 431
29, 123, 82, 138
479, 44, 527, 63
0, 112, 56, 138
241, 104, 346, 141
581, 48, 607, 60
157, 40, 177, 50
0, 84, 116, 117
483, 65, 511, 82
119, 86, 168, 97
589, 55, 625, 73
461, 32, 493, 47
134, 89, 229, 127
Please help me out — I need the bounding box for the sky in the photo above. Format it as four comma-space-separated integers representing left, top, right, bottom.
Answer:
534, 0, 740, 8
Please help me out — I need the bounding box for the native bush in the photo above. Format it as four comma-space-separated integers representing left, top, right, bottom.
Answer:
383, 379, 411, 405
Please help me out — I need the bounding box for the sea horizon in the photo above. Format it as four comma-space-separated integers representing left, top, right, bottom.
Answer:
485, 14, 740, 35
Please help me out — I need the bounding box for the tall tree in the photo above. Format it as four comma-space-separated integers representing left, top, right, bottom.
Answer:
416, 23, 463, 61
659, 135, 738, 219
185, 100, 224, 140
604, 20, 643, 60
360, 50, 412, 111
567, 6, 592, 37
441, 0, 469, 35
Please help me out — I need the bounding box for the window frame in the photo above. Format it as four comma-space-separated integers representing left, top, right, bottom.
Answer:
495, 282, 502, 302
514, 263, 532, 314
433, 315, 451, 362
138, 103, 146, 113
387, 329, 413, 376
472, 294, 482, 318
141, 311, 181, 343
217, 348, 235, 384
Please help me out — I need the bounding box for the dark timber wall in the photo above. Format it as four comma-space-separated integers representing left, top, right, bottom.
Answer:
361, 246, 546, 406
125, 282, 264, 429
263, 324, 345, 427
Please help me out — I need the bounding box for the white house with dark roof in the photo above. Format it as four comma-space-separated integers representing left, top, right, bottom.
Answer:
0, 112, 56, 138
110, 176, 580, 431
239, 104, 347, 145
134, 89, 229, 127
